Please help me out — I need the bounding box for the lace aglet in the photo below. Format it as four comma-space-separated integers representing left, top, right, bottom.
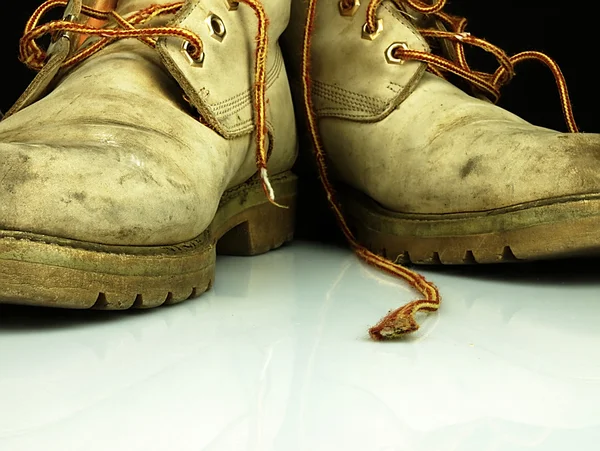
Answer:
260, 168, 288, 209
367, 299, 438, 341
368, 307, 420, 341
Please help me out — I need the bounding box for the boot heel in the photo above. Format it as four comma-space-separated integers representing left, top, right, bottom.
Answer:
217, 195, 297, 256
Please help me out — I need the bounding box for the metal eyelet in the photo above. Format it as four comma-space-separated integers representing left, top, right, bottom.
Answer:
181, 41, 205, 67
361, 18, 383, 41
206, 14, 226, 42
385, 42, 409, 64
51, 13, 77, 43
227, 0, 239, 10
338, 0, 360, 17
48, 8, 78, 55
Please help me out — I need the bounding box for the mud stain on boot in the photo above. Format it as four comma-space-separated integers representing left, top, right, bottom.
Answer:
0, 153, 35, 194
459, 155, 482, 179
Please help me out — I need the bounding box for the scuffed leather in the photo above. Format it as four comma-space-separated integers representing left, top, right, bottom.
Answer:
285, 0, 600, 214
5, 0, 83, 117
322, 73, 600, 213
4, 39, 71, 118
0, 0, 297, 246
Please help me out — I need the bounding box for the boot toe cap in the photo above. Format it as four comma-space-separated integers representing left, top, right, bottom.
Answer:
0, 134, 210, 246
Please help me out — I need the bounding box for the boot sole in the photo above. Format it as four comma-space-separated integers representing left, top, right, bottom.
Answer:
340, 186, 600, 264
0, 172, 297, 309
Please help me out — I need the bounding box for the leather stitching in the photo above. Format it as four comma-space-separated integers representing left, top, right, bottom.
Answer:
313, 80, 386, 113
211, 47, 283, 117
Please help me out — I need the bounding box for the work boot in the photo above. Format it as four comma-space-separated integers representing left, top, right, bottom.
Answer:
285, 0, 600, 265
283, 0, 600, 338
0, 0, 298, 309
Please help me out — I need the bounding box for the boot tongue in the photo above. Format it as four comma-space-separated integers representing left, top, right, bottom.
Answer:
398, 2, 459, 63
115, 0, 181, 16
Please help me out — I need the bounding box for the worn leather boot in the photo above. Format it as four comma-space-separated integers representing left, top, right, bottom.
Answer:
284, 0, 600, 266
0, 0, 297, 309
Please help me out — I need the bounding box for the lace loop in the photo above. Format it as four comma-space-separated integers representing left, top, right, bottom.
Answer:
345, 0, 577, 133
381, 0, 578, 133
20, 1, 190, 70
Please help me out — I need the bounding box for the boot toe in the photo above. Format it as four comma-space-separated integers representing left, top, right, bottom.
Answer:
0, 132, 206, 246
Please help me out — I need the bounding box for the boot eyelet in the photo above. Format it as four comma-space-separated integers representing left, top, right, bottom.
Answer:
49, 10, 78, 53
385, 42, 409, 64
181, 41, 205, 67
339, 0, 360, 17
362, 18, 383, 40
206, 14, 227, 42
226, 0, 239, 10
51, 13, 76, 43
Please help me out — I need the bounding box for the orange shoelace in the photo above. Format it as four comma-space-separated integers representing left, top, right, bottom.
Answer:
19, 0, 280, 206
302, 0, 580, 340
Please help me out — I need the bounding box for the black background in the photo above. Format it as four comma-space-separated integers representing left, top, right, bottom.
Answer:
2, 1, 596, 242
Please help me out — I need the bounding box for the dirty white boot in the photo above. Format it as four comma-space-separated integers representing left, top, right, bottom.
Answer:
0, 0, 297, 309
287, 0, 600, 264
284, 0, 600, 339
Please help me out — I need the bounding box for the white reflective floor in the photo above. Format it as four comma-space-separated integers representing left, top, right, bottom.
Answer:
1, 241, 600, 451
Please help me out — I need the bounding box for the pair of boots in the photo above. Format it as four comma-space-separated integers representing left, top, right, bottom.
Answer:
1, 0, 599, 340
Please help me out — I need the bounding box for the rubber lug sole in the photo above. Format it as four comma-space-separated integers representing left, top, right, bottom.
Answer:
340, 186, 600, 265
0, 172, 297, 309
